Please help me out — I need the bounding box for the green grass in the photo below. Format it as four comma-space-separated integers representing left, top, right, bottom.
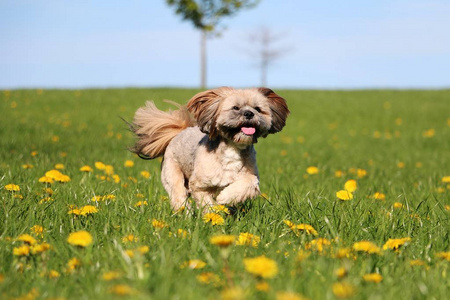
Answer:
1, 88, 449, 299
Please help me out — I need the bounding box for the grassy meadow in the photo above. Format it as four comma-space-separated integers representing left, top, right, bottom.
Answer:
1, 88, 449, 299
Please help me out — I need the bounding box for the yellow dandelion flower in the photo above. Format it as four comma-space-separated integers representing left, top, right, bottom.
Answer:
296, 224, 318, 236
305, 238, 332, 253
45, 169, 63, 179
31, 151, 38, 156
95, 161, 106, 170
243, 255, 278, 279
283, 220, 295, 228
104, 194, 118, 201
393, 202, 405, 209
55, 163, 64, 170
67, 230, 93, 247
13, 245, 30, 256
14, 194, 24, 200
22, 164, 34, 169
284, 220, 318, 236
181, 259, 206, 269
203, 213, 225, 225
80, 205, 98, 215
112, 174, 121, 183
221, 287, 246, 300
91, 195, 104, 202
256, 281, 270, 292
357, 168, 367, 178
122, 234, 138, 244
45, 169, 70, 183
42, 187, 53, 195
30, 225, 44, 237
17, 234, 37, 245
57, 174, 71, 182
137, 245, 150, 254
151, 219, 168, 229
67, 257, 81, 272
397, 162, 405, 168
442, 176, 450, 183
124, 160, 134, 167
79, 165, 93, 172
444, 205, 450, 211
30, 242, 51, 254
68, 207, 82, 215
104, 165, 114, 175
38, 176, 54, 184
336, 190, 353, 201
422, 128, 435, 138
140, 170, 151, 178
4, 184, 20, 192
436, 187, 446, 193
297, 250, 311, 262
334, 248, 353, 259
134, 200, 148, 207
306, 166, 319, 175
39, 197, 54, 204
409, 259, 428, 267
353, 241, 381, 254
332, 282, 356, 299
212, 204, 230, 214
210, 234, 235, 247
344, 179, 357, 192
372, 192, 386, 200
102, 271, 121, 281
382, 237, 411, 251
335, 170, 345, 178
47, 270, 60, 279
109, 284, 135, 296
363, 273, 383, 283
335, 267, 348, 279
196, 272, 220, 285
176, 228, 189, 239
236, 232, 261, 247
124, 249, 135, 258
435, 251, 450, 261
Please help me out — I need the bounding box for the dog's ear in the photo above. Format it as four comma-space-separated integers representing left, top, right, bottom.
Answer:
187, 87, 230, 139
258, 88, 290, 133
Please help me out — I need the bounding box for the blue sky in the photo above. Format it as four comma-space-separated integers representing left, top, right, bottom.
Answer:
1, 0, 449, 89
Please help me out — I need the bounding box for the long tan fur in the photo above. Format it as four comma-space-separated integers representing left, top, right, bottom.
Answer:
131, 101, 195, 159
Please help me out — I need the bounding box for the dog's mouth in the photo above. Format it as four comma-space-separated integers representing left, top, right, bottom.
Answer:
240, 127, 256, 136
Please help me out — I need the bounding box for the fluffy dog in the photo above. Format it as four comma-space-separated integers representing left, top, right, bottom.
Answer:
130, 87, 289, 211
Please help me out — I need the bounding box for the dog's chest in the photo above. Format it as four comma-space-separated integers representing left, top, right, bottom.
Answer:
221, 147, 244, 173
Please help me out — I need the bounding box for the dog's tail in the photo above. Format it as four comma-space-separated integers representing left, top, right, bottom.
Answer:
129, 100, 195, 159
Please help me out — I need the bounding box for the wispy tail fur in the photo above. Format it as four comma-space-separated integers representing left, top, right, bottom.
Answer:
130, 101, 195, 159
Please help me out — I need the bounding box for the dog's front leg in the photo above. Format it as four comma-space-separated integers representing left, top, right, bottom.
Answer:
216, 175, 260, 206
190, 190, 216, 209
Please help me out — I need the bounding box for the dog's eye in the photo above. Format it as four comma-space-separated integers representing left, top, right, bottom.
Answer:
232, 106, 240, 111
254, 107, 261, 113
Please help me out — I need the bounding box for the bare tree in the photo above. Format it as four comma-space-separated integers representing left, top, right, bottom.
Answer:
166, 0, 259, 89
245, 26, 291, 87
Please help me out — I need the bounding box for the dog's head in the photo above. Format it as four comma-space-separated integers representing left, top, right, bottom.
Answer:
187, 87, 289, 145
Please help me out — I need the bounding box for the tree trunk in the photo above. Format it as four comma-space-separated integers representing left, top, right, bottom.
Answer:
200, 30, 207, 89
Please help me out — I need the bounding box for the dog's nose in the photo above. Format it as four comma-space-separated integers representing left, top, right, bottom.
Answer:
243, 110, 254, 119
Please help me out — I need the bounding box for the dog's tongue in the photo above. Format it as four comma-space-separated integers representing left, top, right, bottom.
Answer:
241, 127, 256, 135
